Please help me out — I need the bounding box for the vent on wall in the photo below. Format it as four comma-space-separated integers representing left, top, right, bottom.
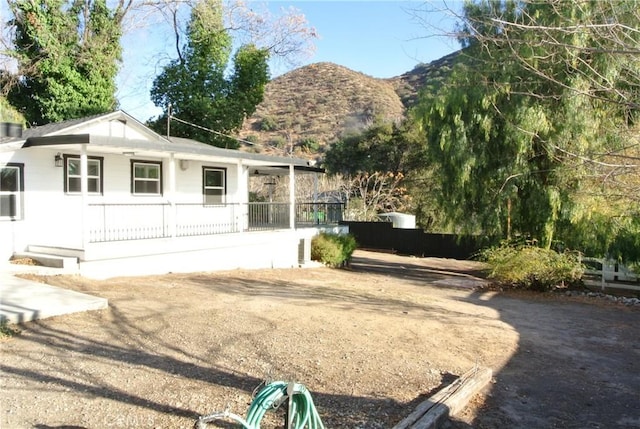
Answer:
298, 238, 311, 265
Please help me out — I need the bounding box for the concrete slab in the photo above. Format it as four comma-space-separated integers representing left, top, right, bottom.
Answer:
0, 266, 108, 324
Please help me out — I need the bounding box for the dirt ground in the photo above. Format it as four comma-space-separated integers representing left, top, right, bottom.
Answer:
1, 250, 639, 429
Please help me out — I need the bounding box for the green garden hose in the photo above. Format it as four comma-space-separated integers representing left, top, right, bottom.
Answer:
195, 381, 325, 429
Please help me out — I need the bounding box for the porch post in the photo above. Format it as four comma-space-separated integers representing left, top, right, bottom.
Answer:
80, 144, 89, 247
313, 172, 319, 224
289, 164, 295, 229
168, 154, 177, 238
236, 160, 246, 233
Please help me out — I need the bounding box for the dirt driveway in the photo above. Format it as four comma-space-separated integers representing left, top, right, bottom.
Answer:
1, 250, 638, 428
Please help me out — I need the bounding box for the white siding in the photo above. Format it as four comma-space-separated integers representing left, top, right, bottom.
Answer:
52, 151, 244, 205
66, 118, 157, 141
1, 147, 84, 257
0, 143, 249, 261
173, 160, 240, 203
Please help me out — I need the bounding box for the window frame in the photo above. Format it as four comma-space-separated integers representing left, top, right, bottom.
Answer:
202, 167, 227, 205
0, 163, 24, 221
131, 160, 163, 196
63, 154, 104, 195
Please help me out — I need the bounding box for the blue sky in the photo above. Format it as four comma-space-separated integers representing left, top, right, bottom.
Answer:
117, 1, 462, 122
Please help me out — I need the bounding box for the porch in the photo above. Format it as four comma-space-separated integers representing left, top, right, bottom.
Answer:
87, 201, 345, 242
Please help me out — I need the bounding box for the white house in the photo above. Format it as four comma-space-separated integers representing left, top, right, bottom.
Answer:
0, 111, 345, 278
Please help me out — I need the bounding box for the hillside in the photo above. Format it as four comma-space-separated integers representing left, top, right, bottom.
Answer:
386, 50, 461, 107
238, 51, 461, 157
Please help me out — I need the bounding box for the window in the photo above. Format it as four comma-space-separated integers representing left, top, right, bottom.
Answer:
0, 163, 23, 220
64, 155, 103, 194
203, 167, 226, 204
132, 161, 162, 195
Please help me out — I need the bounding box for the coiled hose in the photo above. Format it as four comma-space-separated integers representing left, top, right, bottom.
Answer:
195, 381, 325, 429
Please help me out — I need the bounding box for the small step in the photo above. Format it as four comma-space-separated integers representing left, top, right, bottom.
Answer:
27, 245, 84, 259
13, 252, 79, 270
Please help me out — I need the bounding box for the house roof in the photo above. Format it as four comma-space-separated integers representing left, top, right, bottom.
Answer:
166, 136, 317, 168
20, 112, 116, 139
3, 110, 324, 173
2, 111, 162, 144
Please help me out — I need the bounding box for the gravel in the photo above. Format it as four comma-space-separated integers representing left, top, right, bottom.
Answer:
1, 250, 638, 429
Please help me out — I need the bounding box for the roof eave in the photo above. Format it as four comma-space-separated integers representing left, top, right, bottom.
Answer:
19, 134, 320, 171
23, 134, 91, 147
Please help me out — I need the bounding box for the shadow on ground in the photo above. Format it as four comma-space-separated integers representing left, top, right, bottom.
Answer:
450, 289, 640, 428
4, 254, 479, 428
1, 307, 417, 428
4, 250, 638, 428
349, 254, 487, 284
350, 252, 640, 428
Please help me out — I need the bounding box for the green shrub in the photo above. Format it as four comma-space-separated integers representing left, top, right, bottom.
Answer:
479, 243, 583, 291
260, 116, 278, 131
311, 233, 357, 267
311, 234, 342, 266
271, 136, 287, 149
0, 321, 20, 341
298, 137, 320, 152
336, 233, 357, 262
244, 134, 259, 143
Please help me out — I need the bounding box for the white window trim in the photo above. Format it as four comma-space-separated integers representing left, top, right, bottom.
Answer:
64, 155, 103, 195
0, 163, 24, 221
132, 160, 163, 196
203, 167, 226, 205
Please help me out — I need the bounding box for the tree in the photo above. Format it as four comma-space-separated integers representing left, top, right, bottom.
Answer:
324, 121, 417, 176
148, 0, 317, 148
4, 0, 128, 125
149, 0, 268, 148
456, 0, 640, 111
223, 1, 317, 69
413, 0, 640, 257
1, 0, 316, 128
323, 120, 424, 221
0, 97, 24, 124
344, 172, 410, 221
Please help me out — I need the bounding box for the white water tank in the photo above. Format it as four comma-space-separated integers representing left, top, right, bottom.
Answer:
378, 212, 416, 229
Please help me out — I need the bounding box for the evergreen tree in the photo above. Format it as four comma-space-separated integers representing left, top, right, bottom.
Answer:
414, 0, 640, 256
6, 0, 123, 125
324, 121, 417, 175
0, 97, 25, 124
149, 0, 269, 149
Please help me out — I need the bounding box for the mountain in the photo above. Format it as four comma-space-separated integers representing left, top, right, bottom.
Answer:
386, 50, 461, 108
238, 51, 461, 157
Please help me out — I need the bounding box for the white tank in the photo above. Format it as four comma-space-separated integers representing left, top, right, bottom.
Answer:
378, 212, 416, 229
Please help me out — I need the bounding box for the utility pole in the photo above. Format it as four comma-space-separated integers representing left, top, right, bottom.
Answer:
167, 103, 172, 139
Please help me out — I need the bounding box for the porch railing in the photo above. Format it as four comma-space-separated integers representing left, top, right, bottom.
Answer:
88, 202, 344, 243
247, 202, 290, 231
295, 202, 344, 226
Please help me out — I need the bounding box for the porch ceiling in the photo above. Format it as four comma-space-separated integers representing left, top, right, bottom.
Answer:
250, 165, 324, 176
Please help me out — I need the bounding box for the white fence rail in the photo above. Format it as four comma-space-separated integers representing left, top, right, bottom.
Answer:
582, 257, 640, 291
